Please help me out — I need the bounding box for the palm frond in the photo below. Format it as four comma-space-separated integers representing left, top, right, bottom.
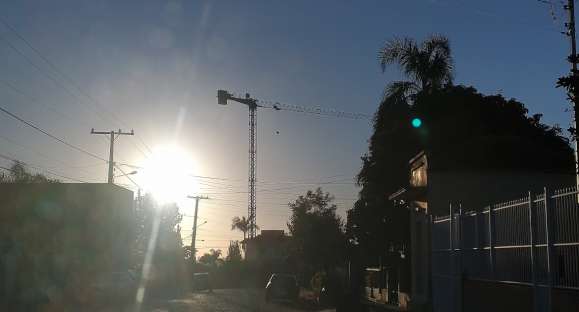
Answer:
382, 81, 419, 102
422, 34, 451, 61
378, 37, 417, 72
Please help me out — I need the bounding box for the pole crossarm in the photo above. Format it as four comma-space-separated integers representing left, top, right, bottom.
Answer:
90, 128, 134, 183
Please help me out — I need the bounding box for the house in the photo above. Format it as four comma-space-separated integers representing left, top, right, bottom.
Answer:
389, 151, 574, 309
245, 230, 288, 262
244, 230, 294, 282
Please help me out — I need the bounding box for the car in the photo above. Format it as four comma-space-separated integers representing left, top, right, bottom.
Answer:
192, 272, 212, 292
265, 273, 299, 303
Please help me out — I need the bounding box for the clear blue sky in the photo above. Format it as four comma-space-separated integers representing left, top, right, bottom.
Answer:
0, 0, 572, 251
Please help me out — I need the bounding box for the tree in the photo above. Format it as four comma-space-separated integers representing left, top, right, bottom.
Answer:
132, 194, 187, 297
225, 241, 242, 263
556, 69, 579, 138
378, 35, 453, 100
348, 84, 575, 264
198, 249, 222, 266
231, 216, 259, 245
287, 188, 346, 275
0, 161, 58, 183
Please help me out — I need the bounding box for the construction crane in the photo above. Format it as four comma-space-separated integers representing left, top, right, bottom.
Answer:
217, 90, 260, 239
217, 89, 372, 239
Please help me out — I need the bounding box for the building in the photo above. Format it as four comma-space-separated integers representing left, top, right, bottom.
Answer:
389, 151, 575, 310
0, 183, 134, 307
245, 230, 287, 262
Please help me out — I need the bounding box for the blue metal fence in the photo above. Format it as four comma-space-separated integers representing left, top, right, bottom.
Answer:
431, 186, 579, 312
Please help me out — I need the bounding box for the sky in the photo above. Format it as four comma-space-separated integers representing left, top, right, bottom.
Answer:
0, 0, 574, 256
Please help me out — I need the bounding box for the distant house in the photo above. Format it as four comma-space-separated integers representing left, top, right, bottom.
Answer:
392, 150, 574, 216
245, 230, 288, 262
244, 229, 294, 281
0, 183, 134, 307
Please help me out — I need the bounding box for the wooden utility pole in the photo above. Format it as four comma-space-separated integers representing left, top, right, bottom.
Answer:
187, 195, 209, 263
91, 128, 134, 183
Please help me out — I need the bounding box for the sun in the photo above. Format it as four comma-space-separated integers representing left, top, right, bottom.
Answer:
140, 145, 197, 204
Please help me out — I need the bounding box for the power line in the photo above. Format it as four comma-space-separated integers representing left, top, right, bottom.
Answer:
90, 129, 134, 183
0, 78, 74, 121
0, 17, 123, 126
0, 32, 114, 124
114, 164, 141, 190
0, 16, 154, 160
0, 153, 92, 182
0, 132, 101, 178
0, 104, 107, 162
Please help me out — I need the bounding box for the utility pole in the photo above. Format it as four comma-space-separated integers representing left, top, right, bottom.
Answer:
187, 195, 209, 263
217, 90, 259, 239
563, 0, 579, 189
91, 128, 134, 183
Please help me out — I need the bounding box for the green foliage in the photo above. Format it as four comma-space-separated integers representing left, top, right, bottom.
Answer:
348, 85, 575, 263
287, 188, 346, 272
231, 215, 259, 247
132, 194, 187, 297
379, 35, 453, 99
198, 249, 222, 266
0, 161, 58, 183
556, 71, 579, 137
348, 35, 574, 265
226, 241, 242, 263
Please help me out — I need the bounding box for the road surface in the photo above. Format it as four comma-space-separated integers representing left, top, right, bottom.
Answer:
145, 289, 335, 312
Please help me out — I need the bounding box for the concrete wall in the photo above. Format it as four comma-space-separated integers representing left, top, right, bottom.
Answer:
0, 183, 134, 305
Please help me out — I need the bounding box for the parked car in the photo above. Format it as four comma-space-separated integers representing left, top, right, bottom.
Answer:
192, 272, 212, 292
265, 273, 299, 303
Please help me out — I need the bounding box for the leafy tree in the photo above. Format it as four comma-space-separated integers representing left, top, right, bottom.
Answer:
198, 249, 222, 266
225, 241, 242, 263
0, 161, 58, 183
348, 35, 574, 265
556, 68, 579, 138
378, 35, 453, 99
348, 85, 575, 264
132, 194, 186, 297
287, 188, 346, 273
231, 216, 259, 246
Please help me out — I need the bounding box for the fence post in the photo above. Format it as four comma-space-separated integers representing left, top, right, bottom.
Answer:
457, 204, 463, 312
489, 204, 495, 280
428, 214, 434, 307
543, 187, 554, 311
528, 191, 537, 312
449, 203, 455, 312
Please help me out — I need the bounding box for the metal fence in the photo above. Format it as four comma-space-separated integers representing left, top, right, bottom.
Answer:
431, 186, 579, 312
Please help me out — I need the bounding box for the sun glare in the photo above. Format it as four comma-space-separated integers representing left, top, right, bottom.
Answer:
140, 145, 197, 204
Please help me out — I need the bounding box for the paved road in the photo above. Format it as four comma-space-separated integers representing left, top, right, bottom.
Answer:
146, 289, 334, 312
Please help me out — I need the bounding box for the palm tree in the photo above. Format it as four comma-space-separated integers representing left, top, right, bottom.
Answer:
378, 35, 453, 100
231, 216, 259, 247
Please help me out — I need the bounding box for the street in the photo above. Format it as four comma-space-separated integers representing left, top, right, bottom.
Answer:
146, 289, 335, 312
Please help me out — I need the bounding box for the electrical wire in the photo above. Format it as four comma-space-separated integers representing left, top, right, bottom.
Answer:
0, 152, 92, 182
0, 104, 107, 162
0, 16, 154, 160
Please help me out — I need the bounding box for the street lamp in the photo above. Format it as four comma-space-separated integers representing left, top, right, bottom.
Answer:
114, 170, 137, 178
196, 221, 207, 228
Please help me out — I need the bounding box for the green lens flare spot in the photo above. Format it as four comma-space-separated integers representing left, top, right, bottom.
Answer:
411, 118, 422, 128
